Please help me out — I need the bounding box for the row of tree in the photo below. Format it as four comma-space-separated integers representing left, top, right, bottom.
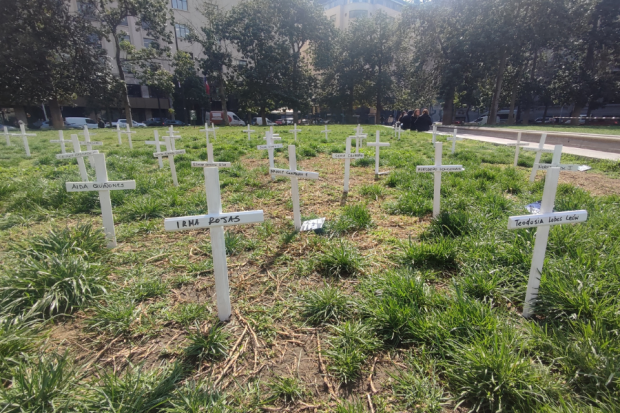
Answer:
1, 0, 618, 128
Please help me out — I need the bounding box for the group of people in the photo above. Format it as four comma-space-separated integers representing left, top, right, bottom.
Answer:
396, 109, 433, 132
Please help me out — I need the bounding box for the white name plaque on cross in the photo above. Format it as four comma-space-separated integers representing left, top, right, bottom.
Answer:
191, 142, 232, 169
12, 124, 35, 157
533, 145, 582, 172
367, 130, 390, 177
416, 142, 464, 217
164, 156, 264, 321
66, 153, 136, 248
508, 167, 588, 318
270, 145, 321, 230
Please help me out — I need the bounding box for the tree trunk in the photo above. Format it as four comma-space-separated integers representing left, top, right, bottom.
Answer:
49, 98, 64, 130
507, 66, 521, 125
113, 34, 133, 125
488, 48, 508, 126
441, 93, 454, 125
292, 107, 298, 125
375, 64, 382, 125
570, 104, 583, 126
260, 107, 266, 126
219, 75, 229, 126
14, 106, 28, 125
542, 104, 549, 124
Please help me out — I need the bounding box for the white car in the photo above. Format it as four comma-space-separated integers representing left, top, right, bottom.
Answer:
112, 119, 147, 128
252, 117, 276, 126
535, 117, 553, 124
65, 117, 98, 129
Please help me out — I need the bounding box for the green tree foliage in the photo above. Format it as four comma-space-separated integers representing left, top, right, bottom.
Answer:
172, 52, 208, 124
0, 0, 111, 129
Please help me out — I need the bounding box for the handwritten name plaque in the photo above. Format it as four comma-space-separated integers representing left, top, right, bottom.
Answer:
164, 210, 264, 231
508, 210, 588, 229
416, 165, 465, 173
66, 181, 137, 192
56, 150, 99, 159
153, 150, 186, 157
257, 144, 283, 150
332, 153, 365, 159
192, 161, 232, 168
270, 168, 319, 180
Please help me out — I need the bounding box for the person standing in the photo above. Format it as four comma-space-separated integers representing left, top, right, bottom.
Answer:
401, 110, 413, 130
415, 108, 433, 132
411, 109, 420, 131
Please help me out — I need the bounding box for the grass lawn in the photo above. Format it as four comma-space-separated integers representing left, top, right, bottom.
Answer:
1, 125, 619, 412
485, 124, 620, 136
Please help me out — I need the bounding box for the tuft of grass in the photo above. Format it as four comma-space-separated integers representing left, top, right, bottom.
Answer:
329, 204, 373, 234
359, 183, 385, 200
392, 357, 447, 413
86, 299, 139, 337
184, 322, 230, 362
397, 236, 458, 270
224, 231, 250, 255
301, 285, 352, 325
165, 303, 209, 327
336, 399, 368, 412
424, 211, 472, 238
9, 223, 107, 258
326, 321, 380, 384
266, 376, 307, 404
0, 316, 39, 378
461, 269, 502, 301
120, 196, 166, 221
127, 276, 168, 301
163, 380, 227, 413
316, 241, 364, 277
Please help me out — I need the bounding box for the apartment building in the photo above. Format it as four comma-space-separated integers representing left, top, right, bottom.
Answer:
320, 0, 406, 30
67, 0, 240, 121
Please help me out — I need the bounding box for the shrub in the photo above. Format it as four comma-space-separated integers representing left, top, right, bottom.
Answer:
301, 286, 352, 325
329, 204, 373, 234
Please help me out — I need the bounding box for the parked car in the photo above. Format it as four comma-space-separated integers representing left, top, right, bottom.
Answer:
164, 119, 187, 127
65, 117, 98, 129
145, 118, 167, 127
207, 111, 246, 126
112, 119, 147, 128
464, 115, 500, 126
40, 120, 80, 130
564, 116, 586, 125
252, 117, 276, 126
535, 117, 553, 124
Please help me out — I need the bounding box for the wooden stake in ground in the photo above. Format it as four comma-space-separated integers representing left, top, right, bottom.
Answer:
534, 144, 583, 172
446, 128, 463, 154
332, 136, 364, 193
258, 131, 283, 180
145, 130, 165, 169
289, 124, 302, 141
507, 166, 587, 318
270, 145, 320, 230
65, 153, 136, 248
504, 131, 529, 167
56, 134, 98, 181
524, 133, 553, 182
12, 124, 35, 157
244, 124, 256, 141
50, 130, 69, 154
322, 124, 331, 142
3, 126, 11, 146
154, 134, 186, 186
416, 142, 465, 218
164, 160, 264, 321
367, 130, 390, 178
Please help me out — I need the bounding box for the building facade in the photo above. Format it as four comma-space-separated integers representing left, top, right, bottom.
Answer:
320, 0, 406, 30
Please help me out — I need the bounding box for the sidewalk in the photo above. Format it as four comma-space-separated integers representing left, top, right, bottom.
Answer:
424, 130, 620, 161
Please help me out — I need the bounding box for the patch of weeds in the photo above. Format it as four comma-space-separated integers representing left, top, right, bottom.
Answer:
386, 192, 433, 217
225, 231, 250, 255
326, 321, 381, 384
397, 236, 458, 270
266, 376, 307, 404
9, 223, 107, 258
257, 220, 275, 238
329, 204, 373, 234
0, 316, 39, 376
184, 322, 229, 362
301, 285, 352, 325
445, 329, 565, 412
460, 269, 502, 301
120, 195, 166, 221
298, 145, 317, 158
165, 303, 209, 327
127, 276, 168, 301
316, 240, 364, 277
164, 380, 227, 413
423, 211, 472, 239
392, 356, 447, 413
359, 184, 385, 200
86, 299, 139, 337
353, 157, 374, 167
336, 399, 368, 412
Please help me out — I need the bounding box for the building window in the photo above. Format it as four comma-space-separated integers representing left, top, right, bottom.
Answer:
324, 0, 344, 10
171, 0, 188, 11
118, 34, 131, 44
143, 38, 159, 49
77, 2, 96, 19
175, 23, 190, 39
121, 61, 133, 74
349, 9, 368, 19
119, 16, 128, 26
237, 59, 247, 67
87, 33, 102, 48
329, 14, 336, 22
351, 0, 369, 3
126, 84, 142, 98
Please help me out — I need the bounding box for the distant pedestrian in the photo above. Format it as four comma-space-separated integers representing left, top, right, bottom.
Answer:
415, 108, 433, 132
97, 118, 105, 128
388, 114, 394, 125
401, 110, 414, 130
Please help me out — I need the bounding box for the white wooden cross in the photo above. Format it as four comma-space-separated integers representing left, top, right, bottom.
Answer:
332, 136, 364, 193
446, 128, 463, 154
269, 126, 281, 140
116, 123, 122, 145
504, 131, 529, 167
3, 126, 11, 146
432, 124, 437, 145
199, 123, 212, 146
367, 130, 390, 177
56, 134, 98, 181
12, 124, 35, 157
524, 133, 553, 182
79, 126, 103, 167
354, 124, 363, 135
206, 124, 218, 141
244, 124, 256, 141
507, 166, 588, 318
416, 142, 465, 217
257, 131, 283, 180
154, 134, 186, 186
396, 124, 403, 140
65, 153, 136, 248
289, 124, 302, 141
322, 124, 331, 142
121, 124, 136, 149
165, 157, 264, 322
270, 145, 320, 230
350, 132, 368, 154
50, 130, 69, 154
145, 130, 165, 169
534, 144, 582, 173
